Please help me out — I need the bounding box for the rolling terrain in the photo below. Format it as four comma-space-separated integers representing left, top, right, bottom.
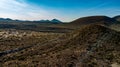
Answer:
0, 24, 119, 67
0, 15, 119, 32
0, 15, 120, 67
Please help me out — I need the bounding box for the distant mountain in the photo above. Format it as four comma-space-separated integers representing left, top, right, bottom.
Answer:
113, 15, 120, 22
0, 18, 13, 22
37, 20, 50, 22
34, 19, 62, 23
51, 19, 62, 23
0, 18, 62, 23
70, 16, 116, 25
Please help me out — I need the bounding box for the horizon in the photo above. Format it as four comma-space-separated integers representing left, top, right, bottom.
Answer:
0, 15, 118, 22
0, 0, 120, 22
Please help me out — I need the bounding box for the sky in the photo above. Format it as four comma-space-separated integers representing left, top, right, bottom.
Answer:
0, 0, 120, 22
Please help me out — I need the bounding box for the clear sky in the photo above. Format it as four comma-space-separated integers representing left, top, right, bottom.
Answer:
0, 0, 119, 22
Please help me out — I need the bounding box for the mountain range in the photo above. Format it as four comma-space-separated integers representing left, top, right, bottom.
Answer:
0, 18, 62, 23
0, 15, 120, 32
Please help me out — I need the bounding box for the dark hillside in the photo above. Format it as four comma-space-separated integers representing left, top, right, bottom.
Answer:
113, 15, 120, 22
71, 16, 116, 25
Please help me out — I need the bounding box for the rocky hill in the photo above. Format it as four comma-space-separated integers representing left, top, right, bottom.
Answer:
70, 16, 116, 25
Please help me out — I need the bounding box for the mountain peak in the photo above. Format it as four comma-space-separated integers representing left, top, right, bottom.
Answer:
51, 19, 62, 23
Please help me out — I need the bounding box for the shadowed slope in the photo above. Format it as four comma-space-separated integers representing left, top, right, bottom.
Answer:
113, 15, 120, 22
71, 16, 116, 25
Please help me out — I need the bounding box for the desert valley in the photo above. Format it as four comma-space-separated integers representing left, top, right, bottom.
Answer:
0, 15, 120, 67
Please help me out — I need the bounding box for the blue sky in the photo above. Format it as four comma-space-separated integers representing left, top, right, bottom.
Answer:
0, 0, 120, 22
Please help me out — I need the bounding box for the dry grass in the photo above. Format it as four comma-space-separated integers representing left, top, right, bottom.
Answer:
0, 24, 119, 67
